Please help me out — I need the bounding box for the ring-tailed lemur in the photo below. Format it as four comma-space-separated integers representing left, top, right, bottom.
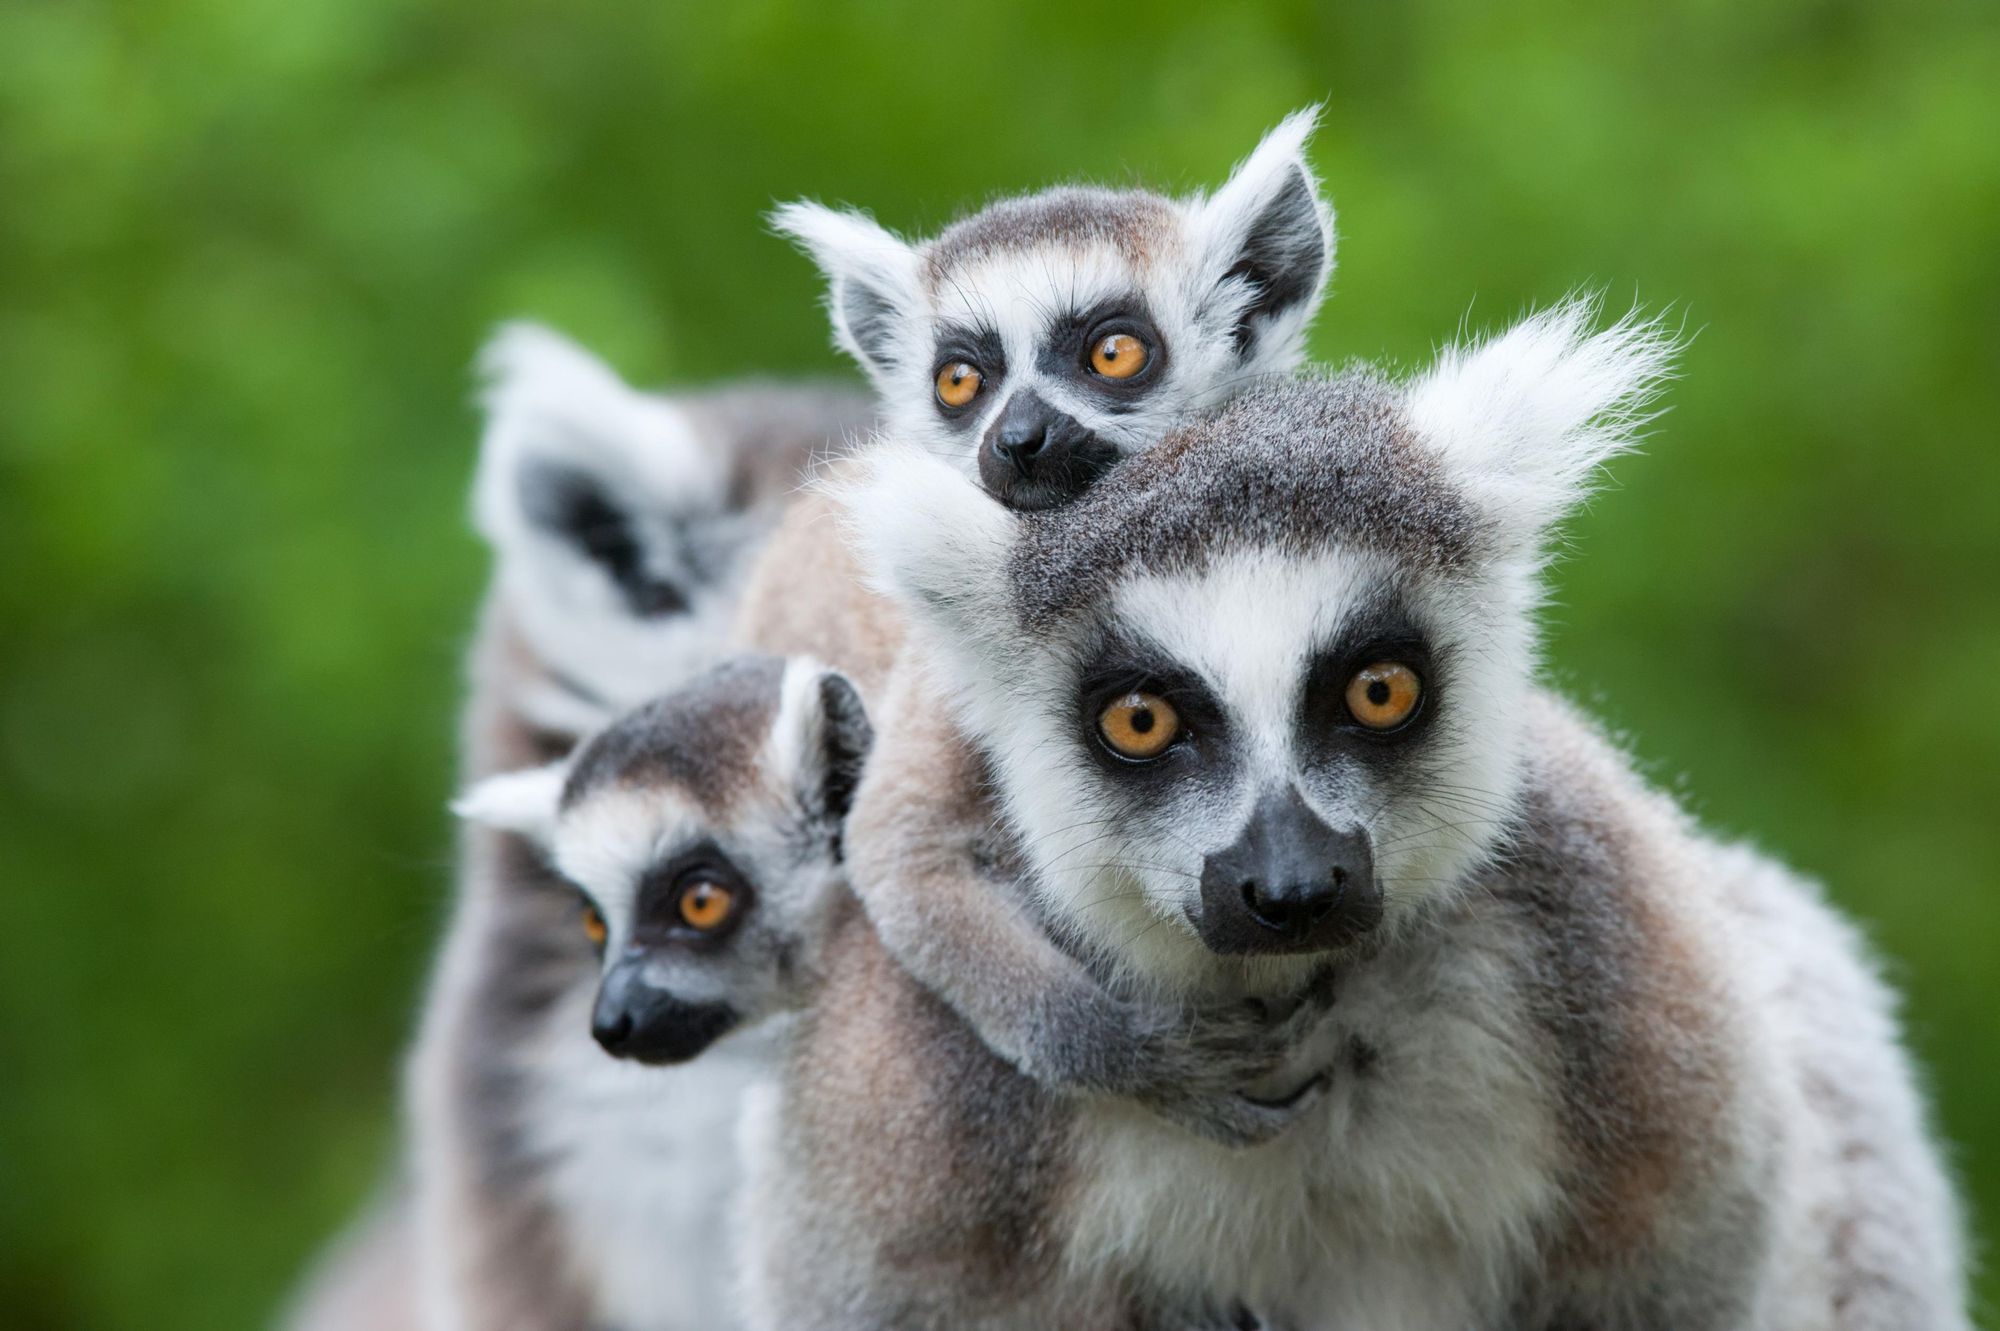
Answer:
773, 107, 1334, 511
734, 303, 1969, 1329
284, 337, 871, 1331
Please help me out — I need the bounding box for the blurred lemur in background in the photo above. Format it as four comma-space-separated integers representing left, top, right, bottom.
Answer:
286, 108, 1340, 1331
732, 306, 1969, 1329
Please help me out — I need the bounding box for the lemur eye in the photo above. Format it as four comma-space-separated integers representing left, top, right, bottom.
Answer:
581, 901, 608, 948
677, 879, 737, 932
1098, 691, 1181, 760
1088, 332, 1149, 380
935, 361, 983, 409
1345, 662, 1423, 731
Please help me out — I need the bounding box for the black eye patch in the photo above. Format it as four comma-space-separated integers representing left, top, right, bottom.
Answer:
930, 324, 1007, 417
634, 840, 756, 951
1075, 640, 1229, 784
518, 459, 689, 617
1036, 296, 1167, 411
1295, 606, 1443, 764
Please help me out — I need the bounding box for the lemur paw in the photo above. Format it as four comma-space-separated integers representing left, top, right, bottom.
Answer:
1121, 983, 1336, 1146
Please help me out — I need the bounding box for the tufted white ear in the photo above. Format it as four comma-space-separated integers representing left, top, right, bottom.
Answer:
829, 441, 1017, 650
770, 202, 924, 387
1190, 106, 1336, 367
1408, 299, 1680, 558
473, 321, 722, 618
768, 658, 875, 836
452, 761, 569, 847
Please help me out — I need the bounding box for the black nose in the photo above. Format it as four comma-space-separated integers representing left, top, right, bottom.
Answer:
976, 390, 1114, 510
1194, 788, 1381, 955
1240, 868, 1349, 938
591, 959, 739, 1065
992, 416, 1049, 477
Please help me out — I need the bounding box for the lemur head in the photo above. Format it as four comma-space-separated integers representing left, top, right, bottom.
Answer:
843, 302, 1674, 994
456, 655, 872, 1063
773, 108, 1334, 511
472, 324, 771, 730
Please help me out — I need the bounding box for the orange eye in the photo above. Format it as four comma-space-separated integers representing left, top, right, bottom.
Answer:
1345, 662, 1423, 731
1098, 691, 1180, 760
581, 902, 607, 948
935, 361, 982, 409
677, 879, 737, 932
1089, 332, 1149, 380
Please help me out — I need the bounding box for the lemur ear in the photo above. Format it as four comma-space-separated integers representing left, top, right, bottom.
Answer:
474, 322, 721, 622
1191, 106, 1336, 365
452, 761, 569, 847
771, 660, 876, 838
830, 442, 1017, 651
1407, 300, 1680, 557
770, 202, 922, 386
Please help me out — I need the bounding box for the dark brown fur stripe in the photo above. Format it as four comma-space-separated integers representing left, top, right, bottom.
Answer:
561, 654, 787, 815
1008, 371, 1482, 631
925, 187, 1176, 278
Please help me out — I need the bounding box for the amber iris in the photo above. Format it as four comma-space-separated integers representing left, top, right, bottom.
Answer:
1098, 691, 1181, 759
935, 361, 982, 408
581, 902, 608, 948
678, 879, 737, 932
1345, 662, 1423, 731
1089, 332, 1149, 380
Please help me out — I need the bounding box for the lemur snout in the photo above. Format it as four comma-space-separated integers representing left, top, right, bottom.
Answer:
1196, 789, 1382, 955
592, 959, 739, 1065
978, 391, 1115, 511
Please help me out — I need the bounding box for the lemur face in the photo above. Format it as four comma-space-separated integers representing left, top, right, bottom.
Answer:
456, 655, 872, 1063
846, 303, 1675, 991
775, 109, 1334, 511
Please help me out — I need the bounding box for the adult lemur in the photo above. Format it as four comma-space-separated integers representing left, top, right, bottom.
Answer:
288, 108, 1339, 1331
733, 304, 1970, 1329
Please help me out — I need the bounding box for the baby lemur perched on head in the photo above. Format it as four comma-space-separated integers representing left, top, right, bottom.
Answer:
733, 304, 1969, 1329
774, 106, 1333, 511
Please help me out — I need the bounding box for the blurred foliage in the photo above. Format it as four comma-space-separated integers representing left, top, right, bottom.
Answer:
0, 1, 1995, 1326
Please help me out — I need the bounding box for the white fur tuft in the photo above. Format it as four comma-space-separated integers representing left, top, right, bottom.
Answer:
452, 762, 568, 845
825, 441, 1016, 643
767, 201, 922, 381
1408, 299, 1680, 554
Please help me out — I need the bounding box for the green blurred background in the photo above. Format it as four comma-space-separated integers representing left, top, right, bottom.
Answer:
1, 1, 1995, 1326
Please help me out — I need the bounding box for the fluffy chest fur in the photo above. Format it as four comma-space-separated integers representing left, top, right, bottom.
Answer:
522, 985, 780, 1331
1062, 886, 1567, 1328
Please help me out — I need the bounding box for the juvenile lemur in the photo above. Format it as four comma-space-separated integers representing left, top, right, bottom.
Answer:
733, 304, 1970, 1329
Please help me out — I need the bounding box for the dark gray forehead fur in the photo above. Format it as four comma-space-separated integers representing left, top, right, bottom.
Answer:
924, 187, 1176, 282
563, 654, 787, 813
1008, 371, 1482, 631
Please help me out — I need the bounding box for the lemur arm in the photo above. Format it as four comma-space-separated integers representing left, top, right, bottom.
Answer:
843, 664, 1321, 1144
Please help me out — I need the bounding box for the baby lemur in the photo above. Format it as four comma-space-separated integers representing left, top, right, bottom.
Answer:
731, 304, 1970, 1329
774, 106, 1333, 511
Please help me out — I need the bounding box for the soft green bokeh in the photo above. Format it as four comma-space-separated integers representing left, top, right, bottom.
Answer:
1, 2, 1994, 1326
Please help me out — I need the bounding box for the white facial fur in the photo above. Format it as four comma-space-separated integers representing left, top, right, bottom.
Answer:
472, 323, 757, 729
841, 302, 1676, 997
772, 108, 1335, 487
